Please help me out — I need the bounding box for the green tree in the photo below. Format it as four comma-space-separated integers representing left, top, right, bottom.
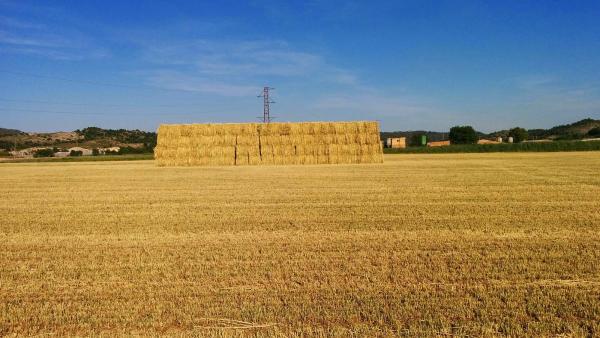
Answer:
508, 127, 529, 143
449, 126, 478, 144
34, 148, 54, 158
92, 148, 100, 156
69, 150, 83, 157
118, 146, 147, 155
556, 132, 584, 140
588, 127, 600, 137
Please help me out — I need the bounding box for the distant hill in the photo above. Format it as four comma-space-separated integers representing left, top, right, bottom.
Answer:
381, 118, 600, 143
0, 126, 156, 151
488, 118, 600, 140
75, 127, 156, 147
533, 118, 600, 139
0, 127, 23, 136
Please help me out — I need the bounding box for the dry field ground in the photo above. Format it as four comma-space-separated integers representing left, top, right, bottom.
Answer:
1, 153, 600, 337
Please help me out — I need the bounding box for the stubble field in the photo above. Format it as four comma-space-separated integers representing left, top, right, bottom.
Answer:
1, 153, 600, 336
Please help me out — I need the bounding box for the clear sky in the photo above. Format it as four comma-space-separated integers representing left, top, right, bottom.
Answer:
1, 0, 599, 132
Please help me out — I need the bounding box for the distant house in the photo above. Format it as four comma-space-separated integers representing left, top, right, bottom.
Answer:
9, 147, 47, 158
54, 151, 71, 157
427, 140, 450, 147
386, 137, 406, 149
477, 139, 501, 145
68, 147, 93, 156
99, 146, 120, 155
9, 150, 29, 157
523, 139, 552, 143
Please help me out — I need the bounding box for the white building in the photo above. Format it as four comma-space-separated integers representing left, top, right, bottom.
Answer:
68, 147, 93, 156
9, 147, 46, 158
99, 146, 120, 154
54, 151, 71, 157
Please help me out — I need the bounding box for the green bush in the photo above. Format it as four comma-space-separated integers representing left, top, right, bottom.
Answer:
555, 132, 585, 140
588, 127, 600, 137
0, 140, 15, 150
69, 150, 83, 157
34, 148, 54, 158
119, 146, 151, 155
449, 126, 478, 144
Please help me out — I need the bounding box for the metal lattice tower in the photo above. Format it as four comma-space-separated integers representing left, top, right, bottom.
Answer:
257, 86, 275, 123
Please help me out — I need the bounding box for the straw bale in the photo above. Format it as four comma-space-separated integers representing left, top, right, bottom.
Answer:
260, 135, 279, 146
155, 121, 383, 166
236, 134, 259, 147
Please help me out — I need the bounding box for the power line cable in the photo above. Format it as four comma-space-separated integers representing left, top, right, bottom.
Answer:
0, 97, 201, 108
0, 107, 215, 116
0, 69, 200, 94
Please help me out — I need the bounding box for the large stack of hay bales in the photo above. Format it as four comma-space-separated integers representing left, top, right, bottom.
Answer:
154, 121, 383, 166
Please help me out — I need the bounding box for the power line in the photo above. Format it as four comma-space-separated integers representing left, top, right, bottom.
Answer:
0, 107, 106, 116
0, 70, 275, 121
0, 97, 201, 108
0, 69, 200, 94
0, 69, 147, 89
0, 107, 214, 116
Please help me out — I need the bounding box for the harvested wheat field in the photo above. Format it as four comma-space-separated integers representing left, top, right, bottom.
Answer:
1, 152, 600, 336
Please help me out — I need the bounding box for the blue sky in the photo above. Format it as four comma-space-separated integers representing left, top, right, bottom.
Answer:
1, 0, 599, 132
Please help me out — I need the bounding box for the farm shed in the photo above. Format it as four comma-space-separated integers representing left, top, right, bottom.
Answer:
477, 139, 501, 145
10, 147, 48, 157
99, 147, 120, 154
154, 121, 384, 166
68, 147, 93, 156
54, 151, 70, 157
386, 137, 406, 149
427, 140, 450, 147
